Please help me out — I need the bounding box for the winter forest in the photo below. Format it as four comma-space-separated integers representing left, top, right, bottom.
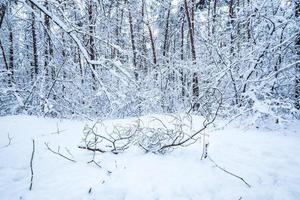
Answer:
0, 0, 300, 199
0, 0, 298, 119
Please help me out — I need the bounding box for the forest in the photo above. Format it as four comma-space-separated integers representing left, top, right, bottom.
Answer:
0, 0, 298, 120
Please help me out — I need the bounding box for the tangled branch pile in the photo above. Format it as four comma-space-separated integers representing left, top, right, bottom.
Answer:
79, 88, 222, 154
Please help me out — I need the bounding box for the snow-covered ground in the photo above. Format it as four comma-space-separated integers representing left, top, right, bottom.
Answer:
0, 115, 300, 200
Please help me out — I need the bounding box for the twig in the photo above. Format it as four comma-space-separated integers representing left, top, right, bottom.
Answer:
138, 143, 149, 153
87, 159, 112, 174
50, 123, 67, 135
87, 160, 102, 168
45, 143, 76, 163
29, 139, 35, 191
65, 147, 74, 158
1, 133, 13, 148
207, 156, 251, 188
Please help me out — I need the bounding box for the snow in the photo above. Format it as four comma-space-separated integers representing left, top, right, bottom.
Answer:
0, 115, 300, 200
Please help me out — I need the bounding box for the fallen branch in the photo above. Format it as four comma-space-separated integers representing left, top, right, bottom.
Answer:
45, 143, 76, 163
29, 139, 35, 191
207, 156, 251, 188
78, 145, 108, 154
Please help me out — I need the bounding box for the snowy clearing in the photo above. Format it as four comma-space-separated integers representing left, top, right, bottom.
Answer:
0, 115, 300, 200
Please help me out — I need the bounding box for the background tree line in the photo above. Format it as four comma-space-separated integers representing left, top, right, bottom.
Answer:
0, 0, 299, 121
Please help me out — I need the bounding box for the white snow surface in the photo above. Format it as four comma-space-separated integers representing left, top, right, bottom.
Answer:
0, 115, 300, 200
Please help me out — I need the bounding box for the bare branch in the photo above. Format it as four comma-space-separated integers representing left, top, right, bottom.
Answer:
29, 139, 35, 191
45, 142, 76, 163
207, 156, 251, 188
1, 133, 13, 148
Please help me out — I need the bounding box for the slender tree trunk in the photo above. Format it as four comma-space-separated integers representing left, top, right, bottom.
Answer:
162, 3, 171, 59
141, 0, 147, 73
295, 1, 300, 110
184, 0, 196, 63
88, 0, 96, 90
180, 8, 186, 98
59, 0, 67, 97
31, 4, 38, 80
184, 0, 199, 103
0, 4, 6, 29
44, 0, 53, 78
228, 0, 239, 105
212, 0, 218, 34
8, 26, 14, 87
191, 0, 195, 34
42, 0, 55, 107
180, 15, 185, 61
207, 0, 211, 37
0, 39, 8, 71
147, 23, 156, 65
128, 2, 137, 79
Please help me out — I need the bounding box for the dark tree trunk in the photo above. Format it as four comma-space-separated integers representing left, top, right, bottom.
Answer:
128, 3, 137, 79
44, 0, 53, 79
212, 0, 218, 34
8, 27, 14, 87
228, 0, 239, 105
31, 4, 38, 79
88, 0, 96, 90
184, 0, 199, 103
0, 4, 6, 29
0, 38, 8, 71
162, 3, 171, 58
180, 7, 186, 98
184, 0, 196, 63
295, 1, 300, 110
147, 23, 156, 65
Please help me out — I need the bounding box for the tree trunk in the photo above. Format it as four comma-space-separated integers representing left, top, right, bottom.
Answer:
184, 0, 199, 103
295, 1, 300, 110
8, 25, 14, 87
228, 0, 239, 105
0, 4, 6, 29
88, 0, 96, 90
128, 2, 137, 79
44, 0, 53, 79
180, 7, 186, 98
31, 4, 38, 80
162, 3, 171, 59
0, 39, 8, 72
147, 23, 156, 65
212, 0, 218, 34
